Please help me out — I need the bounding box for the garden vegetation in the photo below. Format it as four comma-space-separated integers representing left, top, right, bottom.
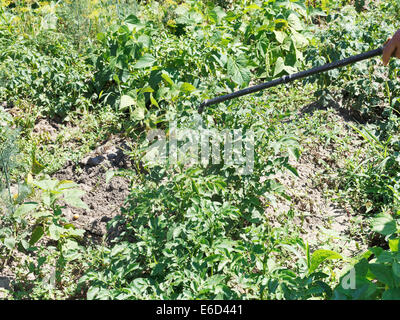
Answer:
1, 0, 400, 300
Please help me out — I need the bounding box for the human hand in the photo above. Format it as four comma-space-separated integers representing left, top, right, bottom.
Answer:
383, 29, 400, 66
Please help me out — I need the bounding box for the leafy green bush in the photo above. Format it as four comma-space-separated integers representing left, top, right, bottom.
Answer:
90, 1, 313, 117
5, 0, 400, 301
0, 175, 89, 299
79, 92, 346, 299
80, 165, 337, 299
0, 8, 93, 117
333, 212, 400, 300
301, 2, 400, 218
305, 2, 400, 120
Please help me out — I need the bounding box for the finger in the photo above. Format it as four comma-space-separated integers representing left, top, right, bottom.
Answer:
383, 43, 395, 65
382, 41, 396, 66
396, 47, 400, 59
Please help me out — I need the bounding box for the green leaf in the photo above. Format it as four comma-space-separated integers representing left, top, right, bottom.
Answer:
125, 14, 140, 25
274, 19, 288, 30
369, 263, 395, 287
180, 82, 196, 93
150, 93, 159, 108
48, 224, 62, 240
209, 6, 226, 24
61, 239, 82, 260
29, 226, 44, 246
131, 106, 146, 121
288, 146, 301, 161
273, 31, 286, 44
14, 202, 38, 218
33, 179, 58, 191
133, 54, 156, 69
120, 95, 135, 111
87, 286, 108, 300
284, 163, 299, 177
371, 213, 397, 236
309, 249, 342, 274
31, 211, 53, 219
63, 189, 89, 210
245, 4, 262, 11
205, 274, 225, 287
137, 34, 151, 48
287, 13, 303, 31
31, 151, 45, 175
57, 180, 79, 189
161, 72, 174, 86
383, 288, 400, 300
4, 237, 15, 250
273, 57, 285, 77
375, 250, 394, 263
291, 30, 308, 48
350, 258, 370, 279
227, 56, 251, 86
63, 188, 85, 198
42, 192, 52, 207
389, 238, 399, 252
172, 226, 182, 239
139, 86, 154, 94
284, 65, 297, 74
393, 261, 400, 278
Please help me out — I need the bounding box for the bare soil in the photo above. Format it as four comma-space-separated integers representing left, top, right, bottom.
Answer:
265, 102, 369, 257
53, 135, 132, 241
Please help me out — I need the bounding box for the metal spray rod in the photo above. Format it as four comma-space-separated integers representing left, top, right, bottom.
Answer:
198, 47, 384, 113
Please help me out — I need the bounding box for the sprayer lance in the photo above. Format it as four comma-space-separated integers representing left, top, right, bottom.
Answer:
198, 47, 383, 113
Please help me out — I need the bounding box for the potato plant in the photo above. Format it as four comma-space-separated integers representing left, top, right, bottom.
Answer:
1, 0, 400, 301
